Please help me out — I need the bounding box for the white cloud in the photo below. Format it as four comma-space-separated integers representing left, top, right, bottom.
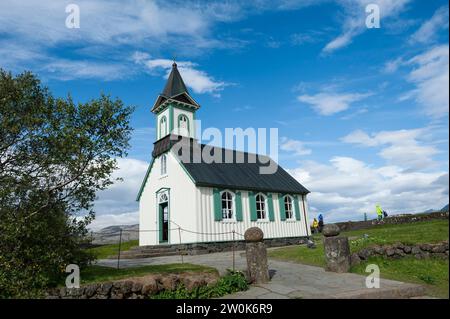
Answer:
133, 53, 228, 96
410, 6, 449, 44
323, 0, 410, 53
405, 45, 449, 119
289, 157, 448, 223
280, 138, 312, 156
43, 59, 132, 81
93, 158, 148, 216
383, 57, 404, 73
342, 128, 440, 170
298, 92, 371, 115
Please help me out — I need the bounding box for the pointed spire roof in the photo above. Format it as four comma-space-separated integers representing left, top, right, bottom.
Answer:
151, 61, 200, 113
162, 62, 188, 98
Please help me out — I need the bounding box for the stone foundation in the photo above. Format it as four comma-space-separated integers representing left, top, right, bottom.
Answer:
119, 236, 309, 259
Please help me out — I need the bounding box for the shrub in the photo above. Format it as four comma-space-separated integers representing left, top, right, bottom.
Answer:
151, 270, 249, 299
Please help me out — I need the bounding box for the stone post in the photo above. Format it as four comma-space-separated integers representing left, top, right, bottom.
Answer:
323, 224, 351, 273
244, 227, 270, 284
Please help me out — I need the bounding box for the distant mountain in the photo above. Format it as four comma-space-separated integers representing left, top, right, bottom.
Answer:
441, 204, 449, 212
423, 209, 434, 213
92, 224, 139, 244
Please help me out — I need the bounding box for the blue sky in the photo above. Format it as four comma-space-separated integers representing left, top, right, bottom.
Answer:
1, 0, 448, 229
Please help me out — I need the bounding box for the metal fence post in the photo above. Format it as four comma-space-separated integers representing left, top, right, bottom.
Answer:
232, 230, 235, 271
117, 229, 122, 270
178, 227, 184, 264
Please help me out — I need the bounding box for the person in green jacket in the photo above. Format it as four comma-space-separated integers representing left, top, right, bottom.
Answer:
376, 204, 383, 221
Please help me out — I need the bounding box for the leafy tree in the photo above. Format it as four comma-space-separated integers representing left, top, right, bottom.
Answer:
0, 69, 134, 297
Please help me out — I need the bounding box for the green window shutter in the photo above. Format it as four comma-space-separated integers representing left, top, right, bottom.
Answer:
249, 191, 258, 221
213, 188, 222, 221
267, 193, 275, 221
294, 195, 301, 221
279, 194, 286, 221
235, 191, 243, 221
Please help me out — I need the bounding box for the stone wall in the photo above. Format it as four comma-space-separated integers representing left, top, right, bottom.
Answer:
46, 272, 219, 299
335, 211, 449, 233
350, 241, 449, 266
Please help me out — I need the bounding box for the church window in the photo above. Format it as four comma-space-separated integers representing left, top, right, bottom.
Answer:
256, 194, 267, 220
161, 154, 167, 175
178, 114, 189, 133
284, 196, 294, 220
160, 116, 167, 138
221, 191, 234, 220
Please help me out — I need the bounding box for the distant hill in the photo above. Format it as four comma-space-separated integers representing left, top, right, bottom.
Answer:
92, 224, 139, 244
441, 204, 449, 212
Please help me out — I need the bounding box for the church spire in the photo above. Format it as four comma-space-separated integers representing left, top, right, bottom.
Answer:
162, 62, 189, 98
151, 60, 200, 114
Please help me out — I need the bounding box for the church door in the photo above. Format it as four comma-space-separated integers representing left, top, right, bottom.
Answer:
159, 202, 169, 243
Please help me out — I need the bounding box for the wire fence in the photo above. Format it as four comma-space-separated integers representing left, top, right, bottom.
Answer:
93, 221, 246, 270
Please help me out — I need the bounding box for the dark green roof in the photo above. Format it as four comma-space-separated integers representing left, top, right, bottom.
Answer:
137, 135, 310, 200
162, 62, 189, 97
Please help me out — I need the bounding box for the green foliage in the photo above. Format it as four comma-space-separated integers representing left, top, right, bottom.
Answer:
0, 69, 133, 298
151, 270, 249, 299
80, 264, 217, 285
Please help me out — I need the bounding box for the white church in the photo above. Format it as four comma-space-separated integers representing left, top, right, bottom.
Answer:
137, 62, 311, 246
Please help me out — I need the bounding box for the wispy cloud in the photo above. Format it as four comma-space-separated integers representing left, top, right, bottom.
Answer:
298, 91, 371, 115
409, 5, 449, 44
342, 128, 440, 170
280, 137, 312, 156
323, 0, 410, 54
133, 52, 229, 96
405, 45, 449, 119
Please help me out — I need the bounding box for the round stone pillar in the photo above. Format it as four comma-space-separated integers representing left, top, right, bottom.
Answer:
244, 227, 270, 284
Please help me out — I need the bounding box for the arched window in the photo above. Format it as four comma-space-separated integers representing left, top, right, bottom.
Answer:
284, 196, 294, 220
178, 114, 189, 134
256, 194, 267, 220
160, 116, 167, 138
161, 154, 167, 175
221, 191, 234, 220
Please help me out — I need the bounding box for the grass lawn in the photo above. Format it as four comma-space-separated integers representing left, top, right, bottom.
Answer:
80, 263, 218, 285
351, 256, 449, 299
87, 240, 138, 259
268, 219, 449, 298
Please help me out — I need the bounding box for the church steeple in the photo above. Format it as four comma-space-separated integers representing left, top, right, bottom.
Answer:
151, 60, 200, 141
162, 62, 189, 98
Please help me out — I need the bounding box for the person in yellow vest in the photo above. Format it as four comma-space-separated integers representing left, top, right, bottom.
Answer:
376, 204, 383, 221
311, 218, 319, 234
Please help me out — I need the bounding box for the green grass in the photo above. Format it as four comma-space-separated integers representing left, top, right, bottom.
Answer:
79, 263, 218, 285
268, 219, 449, 298
351, 256, 449, 298
87, 240, 138, 259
